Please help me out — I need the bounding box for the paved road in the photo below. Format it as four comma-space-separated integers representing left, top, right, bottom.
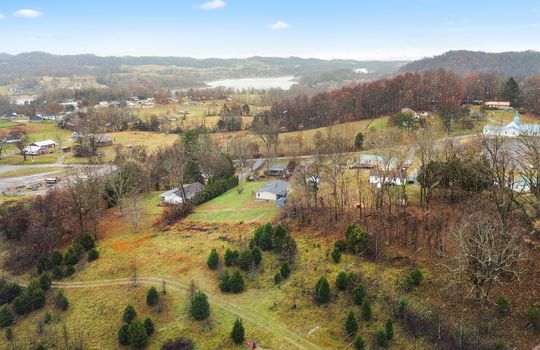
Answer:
238, 158, 265, 180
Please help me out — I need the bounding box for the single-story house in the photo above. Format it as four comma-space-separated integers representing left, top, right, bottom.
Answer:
368, 169, 406, 186
2, 134, 21, 144
357, 155, 382, 169
485, 101, 511, 110
159, 182, 204, 205
255, 181, 290, 202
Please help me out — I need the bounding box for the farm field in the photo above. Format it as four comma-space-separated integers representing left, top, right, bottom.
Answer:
0, 166, 63, 179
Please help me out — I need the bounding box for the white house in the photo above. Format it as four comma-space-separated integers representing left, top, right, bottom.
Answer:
23, 140, 57, 155
483, 112, 540, 138
255, 181, 290, 201
368, 169, 406, 186
485, 101, 511, 110
159, 182, 204, 205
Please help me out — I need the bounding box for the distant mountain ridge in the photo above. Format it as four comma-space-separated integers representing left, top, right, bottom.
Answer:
399, 50, 540, 76
0, 51, 407, 78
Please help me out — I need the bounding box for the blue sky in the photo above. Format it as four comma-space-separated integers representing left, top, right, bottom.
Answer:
0, 0, 539, 59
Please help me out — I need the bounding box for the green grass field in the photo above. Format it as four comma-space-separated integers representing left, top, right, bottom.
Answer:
0, 166, 63, 179
0, 121, 17, 128
187, 181, 279, 223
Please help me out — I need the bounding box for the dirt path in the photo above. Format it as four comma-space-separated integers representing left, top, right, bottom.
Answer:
49, 276, 323, 350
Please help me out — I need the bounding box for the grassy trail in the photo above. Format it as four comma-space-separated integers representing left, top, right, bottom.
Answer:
48, 276, 323, 350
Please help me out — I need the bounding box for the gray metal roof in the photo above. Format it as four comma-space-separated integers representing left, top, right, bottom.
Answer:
258, 181, 289, 196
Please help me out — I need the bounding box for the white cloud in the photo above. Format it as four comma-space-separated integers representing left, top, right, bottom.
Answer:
199, 0, 226, 10
0, 13, 5, 20
13, 9, 43, 18
269, 21, 290, 30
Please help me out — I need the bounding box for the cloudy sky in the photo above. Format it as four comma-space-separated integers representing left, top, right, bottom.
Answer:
0, 0, 539, 60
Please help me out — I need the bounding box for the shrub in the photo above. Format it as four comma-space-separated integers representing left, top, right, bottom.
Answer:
334, 240, 346, 252
252, 247, 262, 266
43, 311, 52, 324
280, 262, 291, 279
118, 324, 130, 346
273, 224, 287, 250
13, 293, 32, 315
331, 248, 341, 263
128, 319, 149, 349
157, 203, 193, 227
354, 336, 367, 350
161, 337, 194, 350
345, 310, 358, 336
527, 304, 540, 330
0, 281, 22, 305
496, 297, 510, 314
396, 298, 407, 318
87, 249, 99, 262
33, 343, 46, 350
376, 329, 388, 347
51, 266, 63, 280
238, 250, 254, 271
361, 300, 372, 321
190, 291, 210, 320
229, 269, 245, 293
123, 305, 137, 324
335, 272, 348, 291
345, 223, 368, 253
230, 319, 245, 344
28, 286, 45, 310
385, 318, 394, 340
219, 270, 231, 292
207, 248, 219, 270
274, 272, 283, 284
0, 306, 14, 327
50, 250, 63, 267
224, 249, 239, 267
64, 265, 75, 277
64, 247, 81, 266
352, 284, 366, 305
144, 317, 154, 335
75, 234, 95, 251
406, 268, 423, 290
146, 287, 159, 306
55, 290, 69, 311
36, 255, 51, 274
38, 274, 51, 291
314, 277, 331, 304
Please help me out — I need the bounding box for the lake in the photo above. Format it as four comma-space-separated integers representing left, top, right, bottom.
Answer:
206, 76, 297, 90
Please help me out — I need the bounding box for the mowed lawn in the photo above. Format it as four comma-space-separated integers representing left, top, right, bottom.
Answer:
187, 181, 279, 223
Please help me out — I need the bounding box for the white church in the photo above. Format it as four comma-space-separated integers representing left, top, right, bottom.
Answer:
483, 112, 540, 137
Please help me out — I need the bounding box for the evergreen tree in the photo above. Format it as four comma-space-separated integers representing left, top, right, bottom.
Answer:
51, 266, 63, 280
354, 336, 367, 350
376, 329, 388, 347
64, 265, 75, 277
252, 247, 262, 266
314, 277, 331, 304
189, 291, 210, 320
118, 324, 130, 346
238, 250, 254, 271
385, 318, 394, 340
0, 281, 21, 305
274, 272, 283, 284
219, 270, 231, 292
36, 255, 51, 274
331, 248, 341, 263
128, 319, 149, 349
253, 223, 273, 250
502, 77, 521, 106
224, 249, 239, 267
207, 248, 219, 270
50, 250, 63, 267
335, 272, 348, 291
75, 234, 95, 251
345, 310, 358, 336
352, 284, 366, 306
87, 249, 99, 262
361, 300, 372, 322
146, 287, 159, 306
280, 262, 291, 279
55, 290, 69, 311
396, 298, 407, 318
38, 274, 51, 291
229, 269, 245, 293
144, 317, 154, 335
123, 304, 137, 324
230, 319, 245, 344
0, 306, 14, 327
354, 132, 364, 149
